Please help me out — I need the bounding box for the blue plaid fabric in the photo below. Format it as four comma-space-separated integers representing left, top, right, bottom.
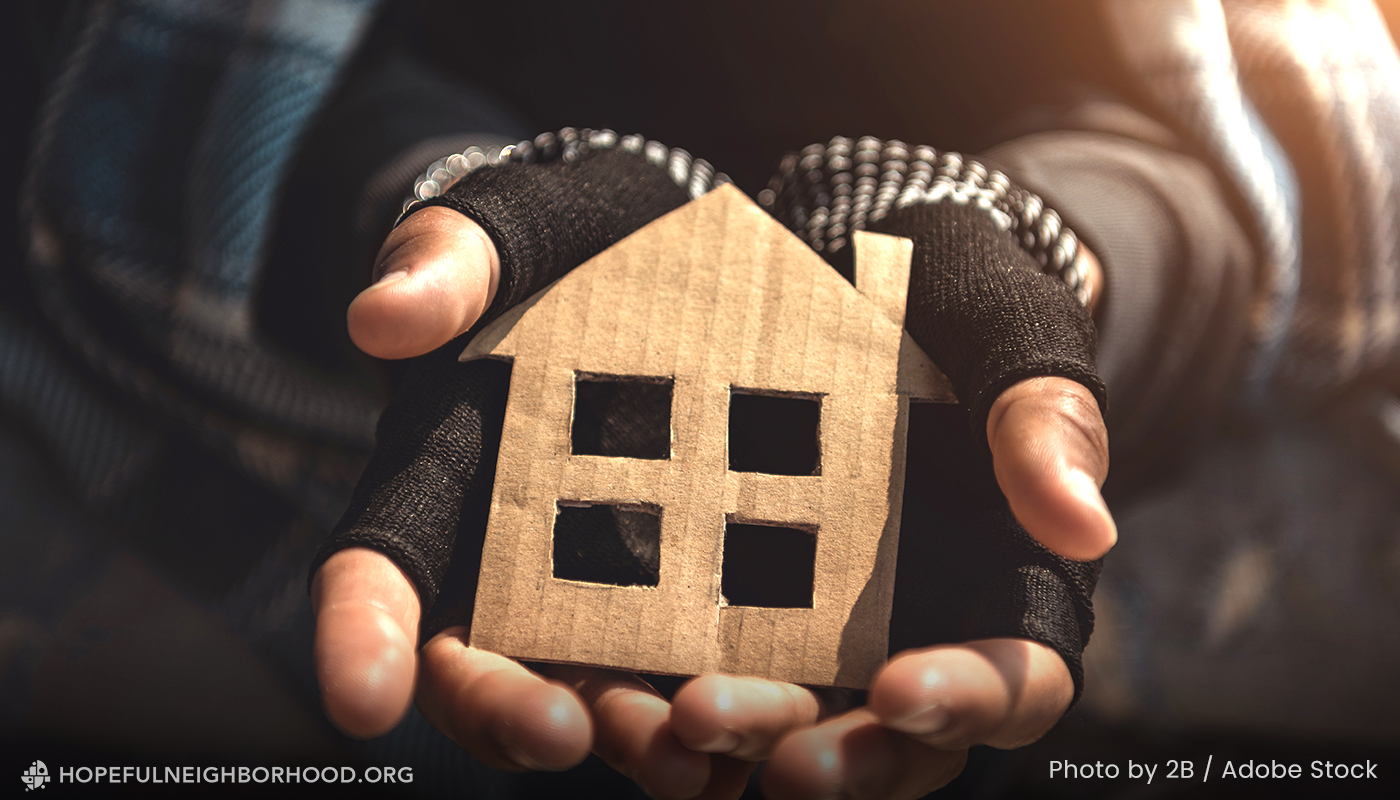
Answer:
14, 0, 384, 523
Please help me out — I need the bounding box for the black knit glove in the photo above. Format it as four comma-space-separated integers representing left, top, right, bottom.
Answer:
310, 131, 721, 618
765, 136, 1106, 702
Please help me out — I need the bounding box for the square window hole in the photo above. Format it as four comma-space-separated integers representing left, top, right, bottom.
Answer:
553, 502, 661, 587
721, 521, 816, 608
572, 374, 672, 459
728, 390, 821, 475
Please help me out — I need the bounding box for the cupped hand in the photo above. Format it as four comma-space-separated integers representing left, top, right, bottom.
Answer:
314, 205, 1114, 797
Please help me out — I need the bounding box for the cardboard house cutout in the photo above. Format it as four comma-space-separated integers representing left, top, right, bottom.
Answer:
461, 185, 954, 687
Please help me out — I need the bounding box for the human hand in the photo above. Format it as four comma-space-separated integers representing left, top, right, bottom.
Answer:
321, 205, 758, 797
985, 245, 1113, 563
320, 142, 771, 798
767, 136, 1116, 563
313, 554, 1071, 799
314, 208, 504, 741
664, 251, 1110, 800
317, 134, 713, 754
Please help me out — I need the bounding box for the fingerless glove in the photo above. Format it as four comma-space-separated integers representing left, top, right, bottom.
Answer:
313, 131, 722, 611
766, 136, 1106, 702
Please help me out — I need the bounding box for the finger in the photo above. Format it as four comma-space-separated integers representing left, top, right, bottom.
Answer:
417, 631, 592, 772
669, 674, 822, 760
311, 547, 422, 738
547, 665, 712, 800
695, 756, 759, 800
868, 638, 1073, 751
763, 708, 968, 800
347, 207, 501, 360
986, 375, 1115, 560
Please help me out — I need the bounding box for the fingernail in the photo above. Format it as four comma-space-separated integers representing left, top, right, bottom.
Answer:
503, 743, 546, 771
1067, 468, 1105, 504
370, 269, 408, 288
886, 704, 951, 736
695, 729, 741, 753
1069, 468, 1117, 535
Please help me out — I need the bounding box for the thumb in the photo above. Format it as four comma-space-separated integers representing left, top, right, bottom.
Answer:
347, 207, 500, 360
312, 547, 422, 738
986, 376, 1116, 561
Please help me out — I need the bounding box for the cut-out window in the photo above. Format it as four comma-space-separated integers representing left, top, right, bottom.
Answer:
728, 390, 821, 475
721, 521, 816, 608
572, 374, 672, 459
553, 502, 661, 587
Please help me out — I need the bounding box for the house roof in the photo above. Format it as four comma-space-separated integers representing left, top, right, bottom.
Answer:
460, 185, 953, 403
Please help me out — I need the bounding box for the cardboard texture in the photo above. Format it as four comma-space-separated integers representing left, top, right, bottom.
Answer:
461, 185, 955, 687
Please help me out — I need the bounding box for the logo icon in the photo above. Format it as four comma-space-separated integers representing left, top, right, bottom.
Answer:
21, 760, 48, 791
